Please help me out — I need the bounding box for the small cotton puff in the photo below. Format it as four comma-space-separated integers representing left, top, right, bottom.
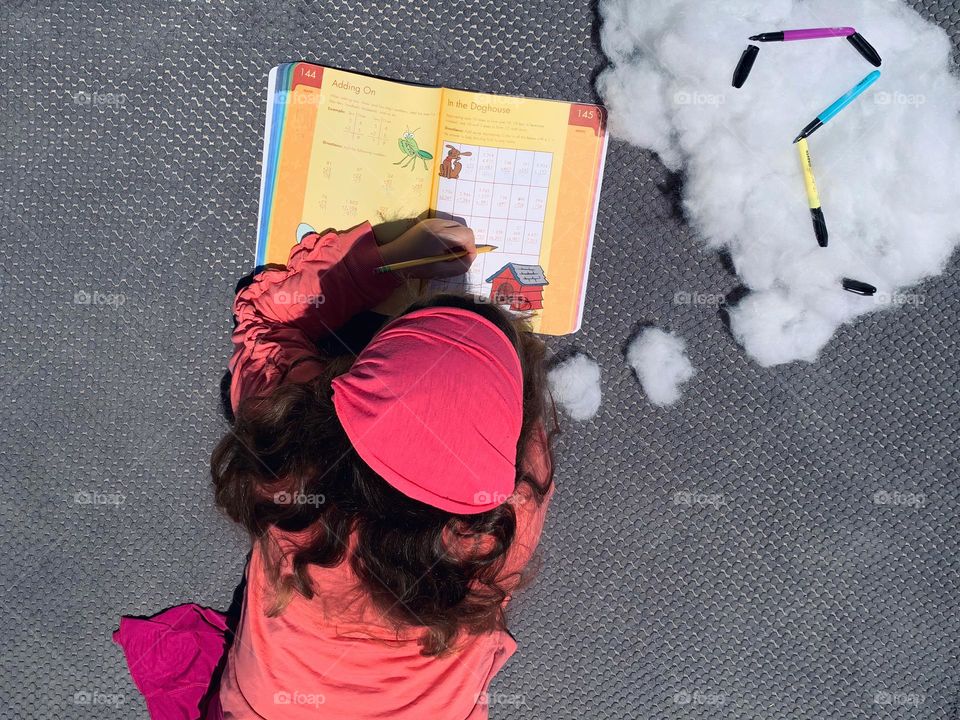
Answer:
547, 353, 602, 421
627, 328, 696, 407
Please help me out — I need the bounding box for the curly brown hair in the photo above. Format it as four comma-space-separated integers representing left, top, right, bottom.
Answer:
211, 294, 556, 655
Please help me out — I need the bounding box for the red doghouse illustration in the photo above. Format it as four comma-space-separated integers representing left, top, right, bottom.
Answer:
486, 263, 549, 311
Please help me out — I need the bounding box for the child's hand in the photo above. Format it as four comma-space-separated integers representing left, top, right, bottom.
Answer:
377, 219, 477, 279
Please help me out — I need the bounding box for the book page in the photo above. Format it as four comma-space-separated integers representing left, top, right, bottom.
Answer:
429, 88, 606, 335
259, 65, 442, 266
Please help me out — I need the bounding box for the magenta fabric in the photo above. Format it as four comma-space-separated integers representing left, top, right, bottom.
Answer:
113, 604, 228, 720
332, 306, 523, 514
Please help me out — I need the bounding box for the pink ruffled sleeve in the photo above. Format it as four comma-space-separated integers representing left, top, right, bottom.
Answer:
229, 223, 401, 413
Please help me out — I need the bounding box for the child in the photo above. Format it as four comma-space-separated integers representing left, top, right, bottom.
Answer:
114, 219, 556, 719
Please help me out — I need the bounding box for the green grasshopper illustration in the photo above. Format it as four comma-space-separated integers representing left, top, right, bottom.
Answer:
394, 129, 433, 170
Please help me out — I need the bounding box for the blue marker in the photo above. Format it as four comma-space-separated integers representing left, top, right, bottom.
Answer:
793, 70, 881, 143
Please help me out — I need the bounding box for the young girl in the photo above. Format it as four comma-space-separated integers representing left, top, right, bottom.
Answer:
114, 218, 556, 719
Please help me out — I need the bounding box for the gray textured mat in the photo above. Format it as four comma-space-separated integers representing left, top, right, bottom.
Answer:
0, 1, 957, 718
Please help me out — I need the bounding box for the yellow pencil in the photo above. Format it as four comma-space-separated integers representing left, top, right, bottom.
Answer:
375, 244, 497, 274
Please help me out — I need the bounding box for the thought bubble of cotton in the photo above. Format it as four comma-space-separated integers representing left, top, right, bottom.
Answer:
597, 0, 960, 366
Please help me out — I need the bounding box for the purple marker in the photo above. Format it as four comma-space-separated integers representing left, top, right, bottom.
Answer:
750, 27, 855, 42
750, 26, 882, 66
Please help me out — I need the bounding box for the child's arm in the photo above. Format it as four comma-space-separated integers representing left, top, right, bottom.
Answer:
229, 220, 476, 413
441, 424, 553, 600
496, 423, 555, 597
229, 222, 400, 412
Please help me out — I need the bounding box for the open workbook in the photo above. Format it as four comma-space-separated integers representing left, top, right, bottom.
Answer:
256, 63, 608, 335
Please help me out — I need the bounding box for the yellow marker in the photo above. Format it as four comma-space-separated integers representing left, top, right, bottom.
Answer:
375, 244, 497, 274
796, 137, 828, 247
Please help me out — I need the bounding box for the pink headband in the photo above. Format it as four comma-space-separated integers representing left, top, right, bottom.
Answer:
331, 307, 523, 514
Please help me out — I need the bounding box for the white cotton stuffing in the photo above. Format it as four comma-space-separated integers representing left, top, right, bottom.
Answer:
547, 353, 602, 421
596, 0, 960, 366
627, 328, 696, 407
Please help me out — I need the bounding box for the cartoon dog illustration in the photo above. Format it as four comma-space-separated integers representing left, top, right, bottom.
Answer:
439, 145, 472, 179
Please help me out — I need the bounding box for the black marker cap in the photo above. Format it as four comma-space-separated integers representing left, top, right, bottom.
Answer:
732, 45, 759, 88
810, 207, 828, 247
847, 32, 882, 67
842, 278, 877, 296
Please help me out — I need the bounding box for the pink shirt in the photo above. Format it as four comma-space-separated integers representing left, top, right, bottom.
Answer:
219, 223, 553, 719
